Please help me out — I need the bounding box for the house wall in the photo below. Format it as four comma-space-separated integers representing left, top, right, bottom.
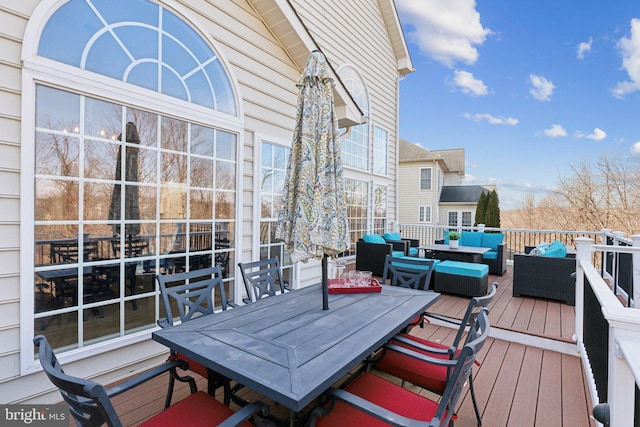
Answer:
292, 0, 401, 228
397, 161, 438, 224
0, 0, 404, 404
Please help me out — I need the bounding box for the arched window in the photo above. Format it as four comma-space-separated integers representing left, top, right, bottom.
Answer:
24, 0, 241, 358
337, 65, 370, 170
38, 0, 236, 114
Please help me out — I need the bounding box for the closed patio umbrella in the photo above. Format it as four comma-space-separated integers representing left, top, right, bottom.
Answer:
109, 121, 141, 238
275, 50, 350, 310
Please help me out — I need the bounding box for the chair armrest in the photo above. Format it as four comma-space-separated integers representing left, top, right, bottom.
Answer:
319, 388, 421, 427
385, 341, 458, 361
157, 318, 171, 329
406, 238, 420, 248
217, 401, 270, 427
386, 240, 409, 254
105, 360, 187, 399
392, 335, 456, 357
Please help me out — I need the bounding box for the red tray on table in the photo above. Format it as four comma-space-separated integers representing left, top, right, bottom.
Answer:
327, 278, 382, 294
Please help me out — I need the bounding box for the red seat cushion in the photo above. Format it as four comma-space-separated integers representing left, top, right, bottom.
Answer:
315, 373, 442, 426
374, 333, 457, 392
140, 391, 253, 427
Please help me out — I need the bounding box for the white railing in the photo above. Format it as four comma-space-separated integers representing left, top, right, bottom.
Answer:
575, 236, 640, 426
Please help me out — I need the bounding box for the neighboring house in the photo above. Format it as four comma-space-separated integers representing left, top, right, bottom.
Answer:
0, 0, 413, 403
397, 139, 495, 227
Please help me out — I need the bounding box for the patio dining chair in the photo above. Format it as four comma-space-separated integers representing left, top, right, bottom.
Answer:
372, 282, 498, 426
310, 309, 490, 427
380, 254, 436, 330
238, 256, 289, 304
34, 335, 268, 427
156, 266, 237, 408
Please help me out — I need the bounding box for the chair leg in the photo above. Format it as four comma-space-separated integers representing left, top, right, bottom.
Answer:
469, 374, 482, 425
166, 368, 197, 408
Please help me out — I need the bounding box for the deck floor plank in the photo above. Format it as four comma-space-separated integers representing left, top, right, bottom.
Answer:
509, 346, 543, 426
535, 350, 563, 427
482, 342, 526, 426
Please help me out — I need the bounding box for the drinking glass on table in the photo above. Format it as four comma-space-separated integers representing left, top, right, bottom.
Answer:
359, 270, 372, 287
346, 270, 358, 287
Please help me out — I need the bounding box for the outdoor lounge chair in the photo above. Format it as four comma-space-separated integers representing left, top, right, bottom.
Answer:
34, 335, 268, 427
372, 282, 498, 426
310, 310, 490, 427
156, 266, 237, 407
355, 234, 409, 276
238, 256, 289, 304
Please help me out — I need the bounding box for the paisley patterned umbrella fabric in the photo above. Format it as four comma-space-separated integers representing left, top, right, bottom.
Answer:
275, 50, 350, 264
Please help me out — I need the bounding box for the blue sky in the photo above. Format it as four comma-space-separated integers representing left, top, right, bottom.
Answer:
395, 0, 640, 210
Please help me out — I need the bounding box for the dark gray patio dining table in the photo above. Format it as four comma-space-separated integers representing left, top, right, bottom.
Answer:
152, 283, 439, 413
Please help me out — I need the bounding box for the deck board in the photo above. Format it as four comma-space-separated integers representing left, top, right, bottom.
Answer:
87, 265, 594, 426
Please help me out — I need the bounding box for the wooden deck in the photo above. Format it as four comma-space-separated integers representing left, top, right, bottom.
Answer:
99, 265, 595, 426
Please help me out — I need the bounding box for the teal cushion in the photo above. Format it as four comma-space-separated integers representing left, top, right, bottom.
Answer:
408, 247, 419, 256
383, 232, 402, 241
461, 231, 483, 247
543, 240, 567, 258
481, 233, 504, 251
391, 250, 405, 257
363, 234, 385, 244
483, 251, 498, 260
435, 260, 488, 278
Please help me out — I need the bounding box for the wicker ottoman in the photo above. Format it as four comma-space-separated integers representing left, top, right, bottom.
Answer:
434, 260, 489, 297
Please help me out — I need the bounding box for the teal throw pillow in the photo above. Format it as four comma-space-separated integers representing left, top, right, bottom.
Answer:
543, 240, 567, 258
481, 233, 504, 251
363, 234, 386, 244
461, 231, 482, 247
383, 232, 401, 241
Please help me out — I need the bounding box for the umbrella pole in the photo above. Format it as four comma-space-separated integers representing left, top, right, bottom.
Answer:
322, 254, 329, 310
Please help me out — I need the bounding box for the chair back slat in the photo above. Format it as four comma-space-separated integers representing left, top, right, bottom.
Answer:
238, 257, 285, 303
156, 266, 228, 326
381, 254, 435, 291
34, 336, 121, 427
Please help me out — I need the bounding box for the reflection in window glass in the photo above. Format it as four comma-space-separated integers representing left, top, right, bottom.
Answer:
373, 185, 387, 234
259, 142, 293, 287
33, 84, 237, 351
344, 178, 368, 255
373, 126, 388, 176
38, 0, 237, 115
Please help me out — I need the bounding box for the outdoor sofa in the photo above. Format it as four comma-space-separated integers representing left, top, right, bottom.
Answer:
436, 231, 507, 276
513, 242, 577, 305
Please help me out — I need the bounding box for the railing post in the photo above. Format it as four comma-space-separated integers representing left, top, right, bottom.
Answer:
575, 237, 592, 343
632, 234, 640, 309
609, 330, 636, 426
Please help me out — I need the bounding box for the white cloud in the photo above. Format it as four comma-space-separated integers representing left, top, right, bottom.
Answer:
395, 0, 491, 67
448, 70, 488, 96
529, 74, 555, 101
631, 142, 640, 157
612, 18, 640, 98
577, 128, 607, 141
577, 37, 593, 60
464, 113, 518, 126
543, 124, 567, 138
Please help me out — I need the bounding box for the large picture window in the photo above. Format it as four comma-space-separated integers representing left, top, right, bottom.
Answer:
344, 179, 369, 255
372, 126, 388, 176
26, 0, 241, 355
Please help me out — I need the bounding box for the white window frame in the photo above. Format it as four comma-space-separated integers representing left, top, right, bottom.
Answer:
20, 0, 244, 373
418, 206, 432, 223
420, 167, 432, 190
